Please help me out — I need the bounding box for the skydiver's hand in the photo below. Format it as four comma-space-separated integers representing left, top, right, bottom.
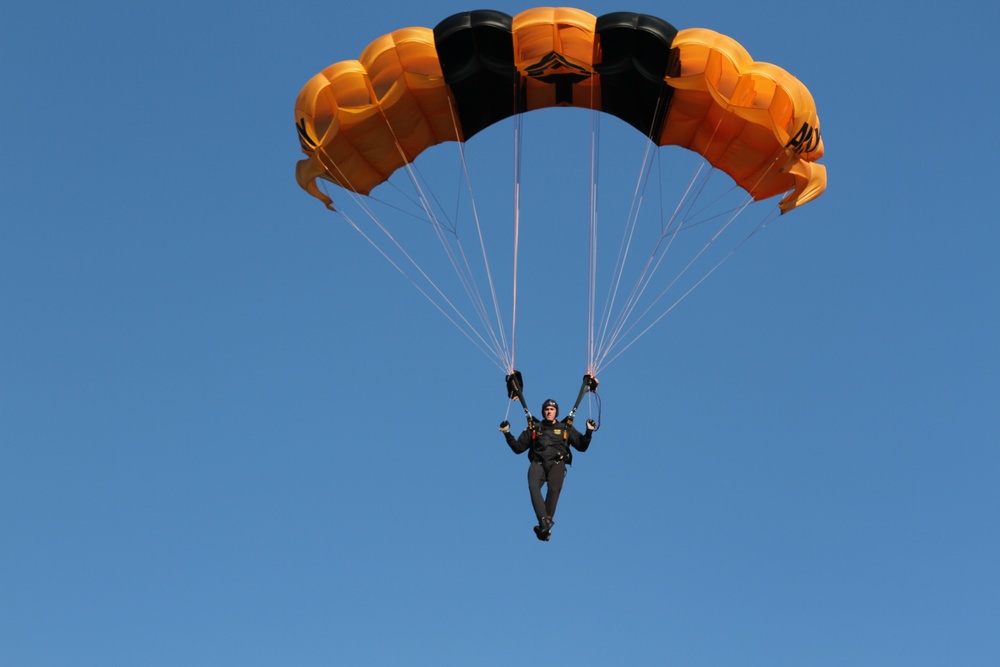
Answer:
499, 420, 510, 433
586, 419, 598, 431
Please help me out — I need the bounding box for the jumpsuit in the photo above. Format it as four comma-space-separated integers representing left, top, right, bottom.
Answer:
504, 419, 593, 522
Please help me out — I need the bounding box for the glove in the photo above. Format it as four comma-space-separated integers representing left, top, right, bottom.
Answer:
586, 419, 598, 431
499, 420, 510, 433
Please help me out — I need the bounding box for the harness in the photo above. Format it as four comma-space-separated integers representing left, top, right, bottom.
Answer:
530, 421, 572, 466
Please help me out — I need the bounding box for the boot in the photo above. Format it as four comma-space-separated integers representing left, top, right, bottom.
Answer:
538, 516, 554, 538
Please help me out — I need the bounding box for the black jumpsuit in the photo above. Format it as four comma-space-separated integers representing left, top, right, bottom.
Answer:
504, 419, 593, 522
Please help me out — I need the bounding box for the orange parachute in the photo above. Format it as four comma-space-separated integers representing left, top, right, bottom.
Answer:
295, 7, 825, 214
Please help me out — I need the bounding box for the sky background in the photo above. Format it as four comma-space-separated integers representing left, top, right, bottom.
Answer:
3, 1, 998, 665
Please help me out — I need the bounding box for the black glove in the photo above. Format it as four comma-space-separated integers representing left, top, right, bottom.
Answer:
586, 419, 598, 431
499, 420, 510, 433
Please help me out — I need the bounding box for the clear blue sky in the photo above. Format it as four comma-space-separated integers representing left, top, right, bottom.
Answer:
3, 1, 998, 665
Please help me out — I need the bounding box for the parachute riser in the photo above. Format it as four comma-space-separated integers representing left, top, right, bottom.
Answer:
505, 370, 535, 428
565, 374, 599, 426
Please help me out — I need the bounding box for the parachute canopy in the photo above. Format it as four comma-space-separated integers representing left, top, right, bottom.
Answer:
295, 7, 825, 214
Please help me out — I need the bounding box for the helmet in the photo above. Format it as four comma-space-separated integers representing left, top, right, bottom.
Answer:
541, 399, 559, 416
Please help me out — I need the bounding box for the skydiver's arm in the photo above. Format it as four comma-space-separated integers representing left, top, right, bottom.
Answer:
504, 429, 531, 455
567, 424, 593, 452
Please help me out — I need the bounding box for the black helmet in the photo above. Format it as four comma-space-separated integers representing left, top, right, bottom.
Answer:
541, 399, 559, 416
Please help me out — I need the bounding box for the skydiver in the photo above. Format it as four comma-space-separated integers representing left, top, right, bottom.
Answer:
500, 399, 597, 541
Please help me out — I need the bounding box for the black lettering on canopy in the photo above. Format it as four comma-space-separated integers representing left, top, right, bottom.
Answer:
786, 122, 821, 154
296, 117, 317, 150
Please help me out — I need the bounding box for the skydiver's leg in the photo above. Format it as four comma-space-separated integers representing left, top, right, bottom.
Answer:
543, 461, 566, 518
527, 461, 548, 521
